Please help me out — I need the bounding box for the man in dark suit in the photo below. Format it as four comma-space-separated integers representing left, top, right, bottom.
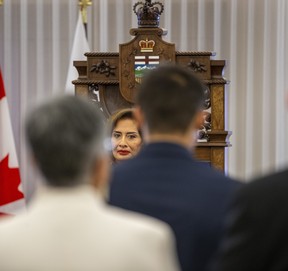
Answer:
109, 65, 240, 271
211, 168, 288, 271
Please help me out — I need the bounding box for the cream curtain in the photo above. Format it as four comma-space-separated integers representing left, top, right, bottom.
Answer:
1, 0, 288, 200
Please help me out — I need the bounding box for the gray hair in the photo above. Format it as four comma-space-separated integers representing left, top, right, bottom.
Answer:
25, 95, 105, 187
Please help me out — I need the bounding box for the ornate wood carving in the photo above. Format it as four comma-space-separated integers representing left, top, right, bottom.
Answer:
187, 60, 207, 73
90, 60, 116, 77
119, 28, 175, 103
197, 87, 211, 141
72, 0, 231, 171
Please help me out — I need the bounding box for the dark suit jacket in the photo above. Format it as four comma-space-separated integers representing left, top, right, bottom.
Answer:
109, 142, 240, 271
211, 169, 288, 271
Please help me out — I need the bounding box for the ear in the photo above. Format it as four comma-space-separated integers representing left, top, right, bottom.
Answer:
133, 106, 145, 128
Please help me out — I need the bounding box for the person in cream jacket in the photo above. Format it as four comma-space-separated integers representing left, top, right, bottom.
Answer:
0, 96, 179, 271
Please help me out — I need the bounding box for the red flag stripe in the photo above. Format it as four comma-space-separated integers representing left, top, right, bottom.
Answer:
0, 212, 13, 217
0, 67, 25, 213
0, 69, 5, 100
0, 155, 24, 206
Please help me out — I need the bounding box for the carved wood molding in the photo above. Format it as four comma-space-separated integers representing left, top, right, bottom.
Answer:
72, 80, 119, 85
203, 79, 228, 84
73, 69, 227, 84
84, 52, 119, 57
176, 51, 216, 56
196, 142, 231, 147
208, 130, 232, 143
129, 27, 166, 36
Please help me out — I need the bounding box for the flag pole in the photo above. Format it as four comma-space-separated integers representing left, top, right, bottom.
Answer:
65, 1, 91, 94
78, 0, 92, 38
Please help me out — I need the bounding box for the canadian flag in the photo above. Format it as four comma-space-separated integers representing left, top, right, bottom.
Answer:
0, 69, 25, 216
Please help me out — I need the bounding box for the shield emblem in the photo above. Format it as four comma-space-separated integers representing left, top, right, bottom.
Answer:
119, 29, 175, 103
134, 56, 160, 84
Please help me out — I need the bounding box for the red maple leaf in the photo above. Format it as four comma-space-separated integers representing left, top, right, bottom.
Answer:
0, 155, 24, 206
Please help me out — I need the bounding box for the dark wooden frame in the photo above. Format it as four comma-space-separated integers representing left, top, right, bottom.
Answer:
73, 27, 231, 171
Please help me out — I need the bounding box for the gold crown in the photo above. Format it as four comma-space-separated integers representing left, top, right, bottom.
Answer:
139, 38, 155, 52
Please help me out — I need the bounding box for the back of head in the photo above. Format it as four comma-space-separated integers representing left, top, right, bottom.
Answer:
25, 96, 105, 187
136, 64, 205, 134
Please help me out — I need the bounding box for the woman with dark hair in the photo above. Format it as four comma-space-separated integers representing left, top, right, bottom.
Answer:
109, 108, 142, 163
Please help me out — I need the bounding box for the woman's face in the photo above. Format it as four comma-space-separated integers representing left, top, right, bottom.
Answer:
111, 118, 142, 161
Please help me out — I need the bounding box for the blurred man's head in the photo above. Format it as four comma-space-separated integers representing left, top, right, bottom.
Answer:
25, 96, 108, 188
135, 65, 205, 144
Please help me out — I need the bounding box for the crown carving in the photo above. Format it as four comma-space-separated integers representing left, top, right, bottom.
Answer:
133, 0, 164, 28
139, 38, 155, 52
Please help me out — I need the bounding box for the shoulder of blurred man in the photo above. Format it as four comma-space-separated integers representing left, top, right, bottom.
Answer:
109, 141, 241, 271
0, 184, 180, 271
110, 141, 241, 188
109, 140, 242, 227
210, 168, 288, 271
